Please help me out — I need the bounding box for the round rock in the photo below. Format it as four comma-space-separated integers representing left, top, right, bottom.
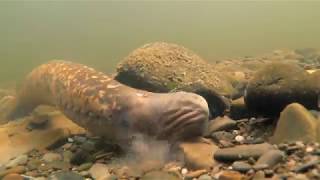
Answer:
244, 62, 319, 116
115, 42, 236, 117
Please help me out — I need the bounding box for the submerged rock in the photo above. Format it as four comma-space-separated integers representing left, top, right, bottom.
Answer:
115, 42, 236, 117
271, 103, 319, 144
244, 62, 319, 116
175, 138, 219, 170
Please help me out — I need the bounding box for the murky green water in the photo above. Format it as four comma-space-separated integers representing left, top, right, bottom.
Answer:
0, 1, 320, 85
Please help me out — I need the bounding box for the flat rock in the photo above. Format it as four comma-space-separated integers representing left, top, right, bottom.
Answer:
115, 42, 235, 117
0, 112, 85, 164
176, 138, 219, 169
214, 143, 274, 162
244, 62, 319, 116
271, 103, 319, 144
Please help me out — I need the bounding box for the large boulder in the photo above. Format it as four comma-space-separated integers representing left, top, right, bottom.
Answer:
115, 42, 236, 117
244, 62, 319, 116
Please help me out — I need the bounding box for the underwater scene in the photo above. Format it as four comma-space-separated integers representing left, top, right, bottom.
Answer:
1, 1, 320, 180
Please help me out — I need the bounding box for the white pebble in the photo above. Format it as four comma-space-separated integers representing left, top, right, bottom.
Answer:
68, 137, 74, 143
306, 146, 314, 153
181, 168, 188, 175
232, 130, 239, 135
235, 135, 245, 142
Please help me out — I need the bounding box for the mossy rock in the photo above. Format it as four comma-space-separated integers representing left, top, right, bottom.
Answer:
115, 42, 236, 117
244, 62, 320, 116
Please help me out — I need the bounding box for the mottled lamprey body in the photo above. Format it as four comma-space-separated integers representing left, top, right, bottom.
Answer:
11, 61, 209, 142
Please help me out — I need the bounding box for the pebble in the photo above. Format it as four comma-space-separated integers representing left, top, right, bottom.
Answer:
231, 161, 252, 173
214, 143, 274, 162
0, 166, 26, 178
218, 170, 245, 180
181, 168, 188, 175
5, 155, 28, 168
235, 135, 245, 143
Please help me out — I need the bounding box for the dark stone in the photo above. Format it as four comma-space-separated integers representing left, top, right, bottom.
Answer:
70, 149, 93, 165
115, 42, 236, 117
214, 143, 275, 162
231, 161, 252, 173
244, 62, 319, 116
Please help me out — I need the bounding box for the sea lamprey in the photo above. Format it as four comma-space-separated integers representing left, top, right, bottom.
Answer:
9, 61, 209, 142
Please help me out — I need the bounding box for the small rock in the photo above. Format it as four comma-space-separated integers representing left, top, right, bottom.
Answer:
48, 171, 84, 180
5, 155, 28, 168
89, 163, 110, 180
181, 168, 188, 175
176, 138, 219, 169
74, 136, 87, 144
71, 149, 93, 165
231, 161, 252, 173
48, 160, 70, 170
42, 152, 62, 163
235, 135, 244, 143
27, 159, 42, 171
255, 150, 285, 168
252, 171, 265, 180
214, 143, 274, 162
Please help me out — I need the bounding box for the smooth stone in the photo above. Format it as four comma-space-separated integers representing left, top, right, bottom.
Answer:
5, 155, 28, 168
70, 149, 93, 165
48, 171, 84, 180
271, 103, 319, 144
141, 171, 180, 180
89, 163, 110, 180
176, 138, 219, 169
244, 62, 319, 116
198, 174, 213, 180
255, 150, 285, 168
42, 152, 62, 163
231, 161, 252, 173
214, 143, 274, 162
115, 42, 235, 117
205, 116, 237, 135
252, 171, 265, 180
2, 173, 24, 180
